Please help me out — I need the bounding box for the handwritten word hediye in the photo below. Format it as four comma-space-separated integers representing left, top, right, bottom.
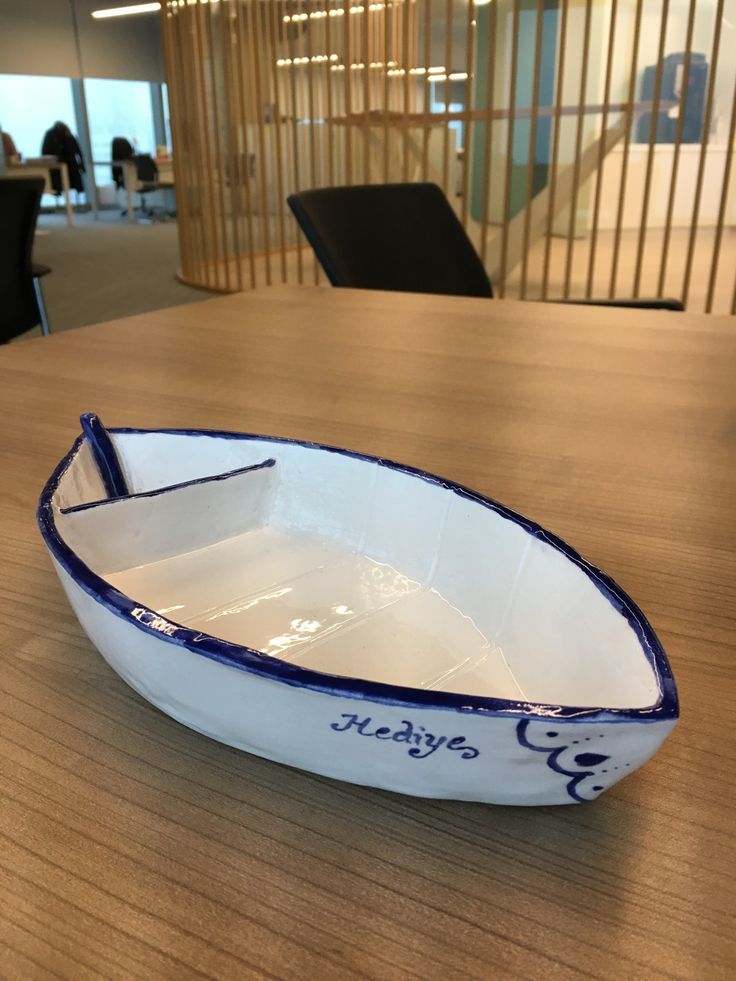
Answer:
330, 714, 480, 760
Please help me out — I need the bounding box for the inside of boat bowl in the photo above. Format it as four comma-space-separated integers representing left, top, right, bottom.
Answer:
52, 427, 661, 710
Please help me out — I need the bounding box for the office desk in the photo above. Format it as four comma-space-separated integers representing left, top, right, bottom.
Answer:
0, 287, 733, 978
155, 157, 174, 185
5, 158, 74, 227
95, 158, 175, 222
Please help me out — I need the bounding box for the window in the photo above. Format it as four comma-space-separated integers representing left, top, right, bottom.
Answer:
0, 73, 76, 160
84, 77, 156, 187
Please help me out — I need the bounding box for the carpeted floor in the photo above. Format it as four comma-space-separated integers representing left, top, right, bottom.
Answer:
26, 211, 208, 338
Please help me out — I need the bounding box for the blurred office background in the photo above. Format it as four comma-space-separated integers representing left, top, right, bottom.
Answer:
1, 0, 735, 337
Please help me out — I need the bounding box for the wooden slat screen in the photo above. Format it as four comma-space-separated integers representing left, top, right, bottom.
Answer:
161, 0, 736, 313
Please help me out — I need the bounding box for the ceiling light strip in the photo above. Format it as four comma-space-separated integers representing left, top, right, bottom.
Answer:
92, 2, 161, 18
283, 3, 391, 24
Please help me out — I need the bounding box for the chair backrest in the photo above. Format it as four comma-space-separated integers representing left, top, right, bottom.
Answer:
0, 177, 44, 343
287, 182, 493, 298
133, 153, 158, 186
111, 137, 134, 187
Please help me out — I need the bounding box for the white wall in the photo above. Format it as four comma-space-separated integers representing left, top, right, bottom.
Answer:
592, 145, 736, 229
0, 0, 164, 82
76, 0, 165, 82
0, 0, 78, 77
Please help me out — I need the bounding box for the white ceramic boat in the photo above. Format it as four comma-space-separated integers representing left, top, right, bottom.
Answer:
37, 414, 678, 806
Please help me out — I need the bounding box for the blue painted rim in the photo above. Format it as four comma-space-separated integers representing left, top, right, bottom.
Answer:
37, 425, 679, 723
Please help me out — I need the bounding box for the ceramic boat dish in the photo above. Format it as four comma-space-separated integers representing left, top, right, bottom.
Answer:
37, 414, 678, 806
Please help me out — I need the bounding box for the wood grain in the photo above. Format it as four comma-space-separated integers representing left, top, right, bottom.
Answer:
1, 287, 735, 980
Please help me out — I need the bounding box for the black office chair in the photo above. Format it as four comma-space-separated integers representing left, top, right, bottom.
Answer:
133, 153, 168, 221
287, 183, 684, 310
111, 139, 162, 219
0, 176, 51, 343
112, 136, 134, 193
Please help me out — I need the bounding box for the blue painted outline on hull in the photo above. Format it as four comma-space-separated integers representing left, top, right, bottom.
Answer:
516, 720, 594, 803
37, 424, 679, 724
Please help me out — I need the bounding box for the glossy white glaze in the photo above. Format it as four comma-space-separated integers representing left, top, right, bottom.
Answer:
57, 431, 659, 708
106, 530, 523, 698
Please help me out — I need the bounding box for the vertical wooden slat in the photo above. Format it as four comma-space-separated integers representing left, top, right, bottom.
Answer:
402, 0, 411, 182
383, 0, 391, 183
303, 2, 320, 283
160, 9, 194, 281
193, 2, 222, 289
344, 4, 353, 186
441, 0, 453, 197
499, 0, 521, 299
421, 0, 432, 183
219, 0, 243, 291
229, 3, 250, 292
362, 5, 370, 183
519, 0, 544, 300
283, 2, 296, 278
185, 5, 208, 283
284, 2, 304, 284
459, 0, 475, 231
204, 1, 232, 291
268, 0, 288, 283
632, 0, 670, 298
478, 0, 497, 269
656, 0, 696, 299
172, 8, 200, 282
165, 12, 187, 277
408, 0, 418, 88
682, 0, 725, 309
305, 2, 319, 192
297, 0, 311, 284
585, 0, 618, 299
247, 0, 272, 286
161, 13, 186, 275
233, 0, 258, 289
608, 0, 644, 300
325, 2, 336, 187
541, 0, 568, 300
562, 0, 592, 301
705, 75, 736, 313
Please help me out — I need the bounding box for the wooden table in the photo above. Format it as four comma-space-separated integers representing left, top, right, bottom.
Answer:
1, 287, 734, 979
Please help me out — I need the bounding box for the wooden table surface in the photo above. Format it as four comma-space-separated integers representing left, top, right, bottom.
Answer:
1, 287, 734, 980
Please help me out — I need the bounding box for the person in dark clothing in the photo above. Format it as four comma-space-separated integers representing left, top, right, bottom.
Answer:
41, 121, 85, 194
